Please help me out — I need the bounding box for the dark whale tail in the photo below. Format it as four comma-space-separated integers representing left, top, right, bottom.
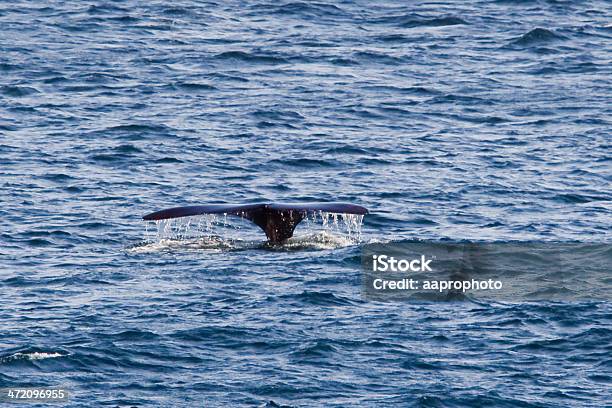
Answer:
143, 202, 368, 243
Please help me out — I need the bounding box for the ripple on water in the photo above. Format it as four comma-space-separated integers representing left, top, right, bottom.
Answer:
1, 0, 610, 406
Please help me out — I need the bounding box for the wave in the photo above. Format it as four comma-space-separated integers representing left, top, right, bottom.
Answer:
252, 109, 305, 121
0, 63, 19, 71
160, 7, 194, 17
104, 123, 173, 134
155, 157, 183, 163
205, 72, 250, 83
268, 157, 335, 168
85, 123, 176, 140
374, 34, 412, 43
330, 57, 359, 66
510, 28, 568, 46
172, 82, 217, 92
1, 351, 66, 364
1, 85, 39, 97
352, 51, 404, 65
87, 4, 129, 14
214, 51, 288, 65
400, 16, 468, 28
552, 193, 610, 204
373, 13, 467, 28
281, 290, 356, 306
271, 2, 346, 17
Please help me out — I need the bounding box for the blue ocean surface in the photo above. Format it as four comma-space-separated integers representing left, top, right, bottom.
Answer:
1, 0, 611, 406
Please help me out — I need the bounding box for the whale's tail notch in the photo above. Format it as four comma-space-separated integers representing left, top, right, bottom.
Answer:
143, 202, 368, 243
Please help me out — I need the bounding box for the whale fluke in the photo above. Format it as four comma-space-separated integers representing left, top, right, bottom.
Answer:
143, 202, 368, 243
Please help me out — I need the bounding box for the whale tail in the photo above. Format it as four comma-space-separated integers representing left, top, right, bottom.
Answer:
143, 202, 368, 243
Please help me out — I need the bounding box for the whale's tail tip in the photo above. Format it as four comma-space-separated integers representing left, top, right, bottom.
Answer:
143, 202, 368, 243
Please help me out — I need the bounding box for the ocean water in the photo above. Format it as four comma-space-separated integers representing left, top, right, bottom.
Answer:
1, 0, 611, 406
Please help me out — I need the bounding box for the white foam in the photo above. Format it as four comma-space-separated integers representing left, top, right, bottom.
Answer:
283, 230, 358, 250
2, 352, 64, 362
24, 352, 63, 360
127, 236, 240, 253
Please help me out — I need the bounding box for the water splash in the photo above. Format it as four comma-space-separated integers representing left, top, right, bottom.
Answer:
282, 230, 359, 250
1, 351, 65, 363
133, 211, 365, 252
128, 236, 244, 254
145, 214, 236, 241
302, 211, 365, 242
